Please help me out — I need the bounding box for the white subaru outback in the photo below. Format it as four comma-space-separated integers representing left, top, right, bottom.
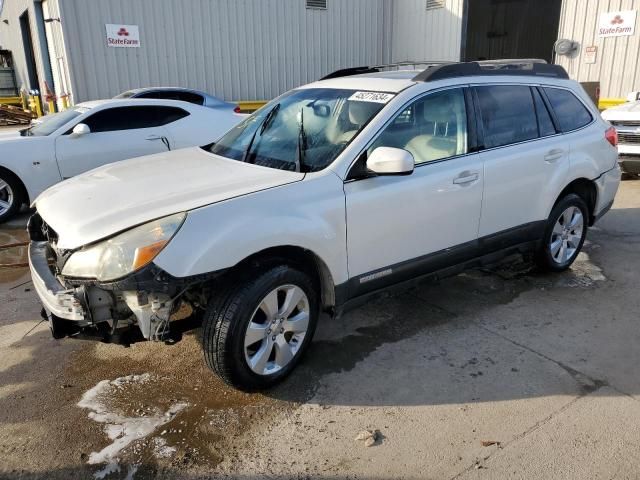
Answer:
29, 60, 620, 390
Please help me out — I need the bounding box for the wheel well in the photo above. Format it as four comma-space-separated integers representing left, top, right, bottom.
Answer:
555, 178, 597, 225
230, 246, 336, 311
0, 166, 29, 205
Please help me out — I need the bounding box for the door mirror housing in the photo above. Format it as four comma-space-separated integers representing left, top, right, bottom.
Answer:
366, 147, 414, 176
71, 123, 90, 137
626, 91, 640, 103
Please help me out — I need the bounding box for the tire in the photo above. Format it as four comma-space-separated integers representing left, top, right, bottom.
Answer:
0, 170, 23, 223
202, 264, 318, 391
535, 193, 589, 272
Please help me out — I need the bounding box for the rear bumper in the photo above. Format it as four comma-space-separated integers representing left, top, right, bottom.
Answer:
593, 164, 621, 224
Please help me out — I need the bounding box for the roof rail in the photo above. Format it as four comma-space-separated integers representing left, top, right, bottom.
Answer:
412, 59, 569, 82
320, 60, 452, 80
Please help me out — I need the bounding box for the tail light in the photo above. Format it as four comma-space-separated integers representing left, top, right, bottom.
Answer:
234, 105, 241, 114
605, 126, 618, 147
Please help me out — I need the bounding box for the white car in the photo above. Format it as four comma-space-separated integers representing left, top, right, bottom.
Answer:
601, 91, 640, 176
0, 98, 244, 221
29, 60, 620, 390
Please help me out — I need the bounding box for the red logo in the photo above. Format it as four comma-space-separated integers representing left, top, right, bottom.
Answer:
117, 27, 129, 36
611, 15, 624, 25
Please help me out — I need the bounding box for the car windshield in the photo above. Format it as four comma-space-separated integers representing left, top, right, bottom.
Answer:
208, 88, 388, 172
27, 107, 89, 137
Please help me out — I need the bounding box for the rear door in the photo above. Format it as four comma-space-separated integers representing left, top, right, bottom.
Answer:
54, 106, 187, 178
474, 84, 569, 240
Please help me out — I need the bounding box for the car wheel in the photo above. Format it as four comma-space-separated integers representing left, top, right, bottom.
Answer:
202, 264, 318, 391
0, 171, 23, 223
536, 194, 588, 272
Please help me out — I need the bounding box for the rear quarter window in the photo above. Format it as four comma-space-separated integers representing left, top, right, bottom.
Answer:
543, 87, 593, 132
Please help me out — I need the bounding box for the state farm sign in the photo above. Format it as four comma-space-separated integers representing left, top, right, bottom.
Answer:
105, 24, 140, 47
598, 10, 636, 37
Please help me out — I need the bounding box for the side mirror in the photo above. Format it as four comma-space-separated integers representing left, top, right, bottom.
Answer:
626, 91, 640, 103
71, 123, 90, 137
366, 147, 414, 176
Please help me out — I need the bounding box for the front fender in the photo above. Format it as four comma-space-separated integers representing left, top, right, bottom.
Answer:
154, 172, 349, 285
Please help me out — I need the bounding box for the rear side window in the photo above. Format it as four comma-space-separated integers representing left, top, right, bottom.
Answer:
532, 88, 557, 137
81, 106, 189, 133
543, 87, 593, 132
138, 90, 205, 105
475, 85, 538, 148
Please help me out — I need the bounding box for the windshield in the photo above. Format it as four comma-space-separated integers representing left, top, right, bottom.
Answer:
208, 88, 389, 172
27, 108, 89, 136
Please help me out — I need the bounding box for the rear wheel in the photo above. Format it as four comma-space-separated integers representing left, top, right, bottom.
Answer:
536, 194, 588, 272
202, 264, 318, 390
0, 171, 23, 223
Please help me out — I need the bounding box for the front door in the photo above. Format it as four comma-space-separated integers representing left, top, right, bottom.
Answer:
344, 88, 484, 297
55, 105, 171, 179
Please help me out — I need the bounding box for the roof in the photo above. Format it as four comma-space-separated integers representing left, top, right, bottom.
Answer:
301, 69, 419, 93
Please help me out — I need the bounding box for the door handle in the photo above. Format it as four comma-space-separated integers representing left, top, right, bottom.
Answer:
544, 149, 565, 162
453, 172, 479, 185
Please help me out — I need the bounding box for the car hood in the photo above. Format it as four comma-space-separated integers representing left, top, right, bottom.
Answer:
602, 101, 640, 120
35, 147, 304, 249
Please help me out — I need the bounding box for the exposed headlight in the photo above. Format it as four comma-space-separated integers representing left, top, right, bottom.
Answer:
62, 213, 186, 281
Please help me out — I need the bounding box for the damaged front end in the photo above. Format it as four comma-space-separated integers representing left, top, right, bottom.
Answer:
28, 213, 215, 344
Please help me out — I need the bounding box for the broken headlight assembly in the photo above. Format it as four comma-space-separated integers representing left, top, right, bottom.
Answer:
61, 213, 186, 281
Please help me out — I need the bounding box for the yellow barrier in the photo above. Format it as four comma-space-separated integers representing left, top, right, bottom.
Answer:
236, 100, 267, 113
0, 96, 22, 106
599, 98, 626, 110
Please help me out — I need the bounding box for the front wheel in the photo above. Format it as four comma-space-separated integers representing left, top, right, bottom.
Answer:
536, 193, 588, 272
0, 171, 23, 223
202, 264, 318, 391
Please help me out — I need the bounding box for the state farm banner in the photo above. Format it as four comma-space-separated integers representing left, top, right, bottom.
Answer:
598, 10, 637, 37
105, 24, 141, 47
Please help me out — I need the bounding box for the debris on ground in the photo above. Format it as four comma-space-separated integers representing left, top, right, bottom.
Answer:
355, 429, 380, 447
480, 440, 500, 447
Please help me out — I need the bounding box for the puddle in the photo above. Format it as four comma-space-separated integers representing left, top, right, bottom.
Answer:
0, 228, 29, 284
70, 337, 283, 477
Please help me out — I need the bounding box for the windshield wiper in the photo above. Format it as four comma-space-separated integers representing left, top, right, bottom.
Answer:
242, 103, 280, 163
295, 108, 307, 173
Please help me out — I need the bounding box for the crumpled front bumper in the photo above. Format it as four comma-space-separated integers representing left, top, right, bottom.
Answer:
29, 241, 87, 322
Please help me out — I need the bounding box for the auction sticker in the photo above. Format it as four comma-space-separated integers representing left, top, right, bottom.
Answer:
349, 91, 395, 103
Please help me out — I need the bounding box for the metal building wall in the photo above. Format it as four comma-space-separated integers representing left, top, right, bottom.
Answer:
390, 0, 464, 63
58, 0, 392, 103
0, 0, 50, 93
556, 0, 640, 99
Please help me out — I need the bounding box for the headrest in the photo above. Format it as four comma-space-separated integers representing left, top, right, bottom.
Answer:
424, 94, 455, 123
348, 101, 379, 125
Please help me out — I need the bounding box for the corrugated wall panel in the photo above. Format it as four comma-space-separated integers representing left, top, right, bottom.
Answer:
557, 0, 640, 98
391, 0, 464, 62
59, 0, 390, 103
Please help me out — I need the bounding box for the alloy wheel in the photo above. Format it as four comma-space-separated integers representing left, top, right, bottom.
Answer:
0, 178, 14, 217
550, 206, 584, 264
244, 284, 310, 375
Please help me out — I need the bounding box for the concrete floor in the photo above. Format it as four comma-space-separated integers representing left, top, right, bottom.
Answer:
0, 180, 639, 480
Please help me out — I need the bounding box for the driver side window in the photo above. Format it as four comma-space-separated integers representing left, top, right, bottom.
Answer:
369, 88, 468, 165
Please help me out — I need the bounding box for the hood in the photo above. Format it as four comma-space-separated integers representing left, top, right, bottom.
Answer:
602, 101, 640, 120
36, 147, 304, 249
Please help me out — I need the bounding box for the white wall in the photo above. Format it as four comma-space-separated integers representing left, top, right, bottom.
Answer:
556, 0, 640, 99
57, 0, 393, 103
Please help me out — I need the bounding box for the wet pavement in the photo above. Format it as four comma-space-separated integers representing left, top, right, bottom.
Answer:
1, 181, 639, 479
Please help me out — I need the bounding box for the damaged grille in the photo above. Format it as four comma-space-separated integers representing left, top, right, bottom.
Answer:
28, 212, 69, 274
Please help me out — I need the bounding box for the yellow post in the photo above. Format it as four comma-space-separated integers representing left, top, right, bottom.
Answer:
47, 99, 56, 114
60, 94, 69, 110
